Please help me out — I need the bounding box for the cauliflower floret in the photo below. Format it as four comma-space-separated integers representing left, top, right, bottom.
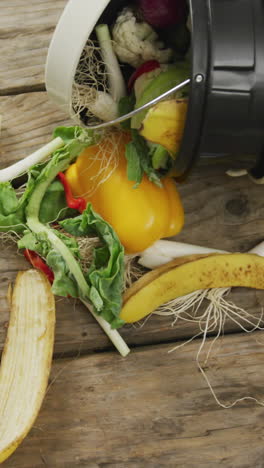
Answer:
112, 8, 173, 68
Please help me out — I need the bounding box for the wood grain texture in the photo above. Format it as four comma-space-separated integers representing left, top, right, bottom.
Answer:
0, 0, 67, 94
0, 92, 71, 166
3, 333, 264, 467
1, 91, 264, 356
1, 245, 263, 357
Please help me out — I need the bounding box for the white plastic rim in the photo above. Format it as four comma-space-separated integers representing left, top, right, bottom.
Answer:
45, 0, 110, 119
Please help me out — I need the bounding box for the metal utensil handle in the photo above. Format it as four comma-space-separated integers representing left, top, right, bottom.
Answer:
84, 78, 191, 130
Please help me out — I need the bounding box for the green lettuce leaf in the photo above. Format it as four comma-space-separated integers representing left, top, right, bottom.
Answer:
39, 180, 77, 223
0, 183, 25, 232
18, 230, 52, 258
0, 126, 126, 329
60, 204, 125, 328
46, 250, 79, 298
18, 230, 82, 298
0, 177, 75, 232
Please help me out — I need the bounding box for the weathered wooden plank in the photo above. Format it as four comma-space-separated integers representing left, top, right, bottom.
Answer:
3, 333, 264, 467
1, 92, 264, 356
2, 262, 264, 356
0, 0, 67, 94
0, 250, 263, 356
0, 92, 71, 166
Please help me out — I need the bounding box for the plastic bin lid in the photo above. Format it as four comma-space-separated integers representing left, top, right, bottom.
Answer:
45, 0, 110, 118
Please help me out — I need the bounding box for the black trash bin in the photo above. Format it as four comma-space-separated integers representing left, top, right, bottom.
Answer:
175, 0, 264, 180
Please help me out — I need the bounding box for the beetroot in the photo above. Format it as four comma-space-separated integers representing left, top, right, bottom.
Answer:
138, 0, 187, 28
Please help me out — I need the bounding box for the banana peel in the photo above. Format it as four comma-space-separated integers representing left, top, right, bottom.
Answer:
0, 270, 55, 463
139, 99, 188, 155
120, 253, 264, 323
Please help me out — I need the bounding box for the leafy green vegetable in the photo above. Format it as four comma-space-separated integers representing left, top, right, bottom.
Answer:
18, 231, 52, 258
118, 94, 136, 130
0, 183, 19, 215
0, 126, 127, 331
0, 183, 25, 232
21, 128, 96, 300
125, 141, 143, 187
1, 126, 125, 329
0, 126, 130, 354
149, 143, 169, 170
60, 204, 125, 329
125, 130, 164, 187
53, 126, 89, 144
39, 180, 76, 223
134, 130, 163, 185
0, 178, 74, 233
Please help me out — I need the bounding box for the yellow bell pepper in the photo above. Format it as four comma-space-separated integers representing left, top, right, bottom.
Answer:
65, 131, 184, 253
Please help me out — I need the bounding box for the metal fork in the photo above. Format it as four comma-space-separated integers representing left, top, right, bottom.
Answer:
83, 78, 190, 130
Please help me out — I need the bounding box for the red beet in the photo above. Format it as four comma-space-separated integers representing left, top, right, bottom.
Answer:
138, 0, 187, 28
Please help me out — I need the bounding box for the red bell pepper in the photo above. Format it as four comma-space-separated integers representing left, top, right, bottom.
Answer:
24, 249, 54, 284
57, 172, 86, 213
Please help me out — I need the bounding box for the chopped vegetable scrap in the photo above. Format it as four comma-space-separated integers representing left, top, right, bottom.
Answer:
112, 7, 173, 68
0, 127, 130, 357
72, 0, 190, 183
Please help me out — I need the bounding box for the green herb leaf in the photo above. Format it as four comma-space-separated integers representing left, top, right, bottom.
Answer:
131, 130, 163, 187
149, 143, 169, 170
125, 141, 143, 187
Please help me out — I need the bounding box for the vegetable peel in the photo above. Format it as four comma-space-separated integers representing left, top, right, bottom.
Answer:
121, 253, 264, 323
124, 253, 209, 303
0, 270, 55, 463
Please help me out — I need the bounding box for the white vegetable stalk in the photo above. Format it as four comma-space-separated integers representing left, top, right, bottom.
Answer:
139, 239, 264, 270
81, 300, 130, 357
88, 91, 119, 122
139, 240, 227, 269
0, 137, 64, 183
96, 24, 126, 103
